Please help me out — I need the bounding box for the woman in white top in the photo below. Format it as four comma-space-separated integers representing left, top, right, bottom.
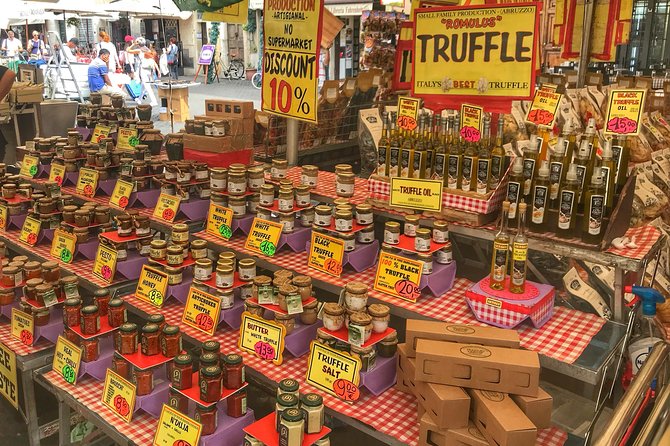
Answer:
97, 31, 120, 72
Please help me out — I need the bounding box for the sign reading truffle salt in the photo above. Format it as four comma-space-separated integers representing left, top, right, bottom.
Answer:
526, 87, 562, 128
53, 335, 82, 385
11, 308, 34, 346
153, 404, 202, 446
396, 96, 421, 131
109, 179, 134, 210
50, 229, 77, 264
153, 193, 181, 222
19, 155, 39, 178
306, 341, 361, 399
239, 311, 285, 365
182, 287, 221, 336
206, 203, 234, 240
49, 163, 66, 186
19, 216, 41, 246
76, 168, 100, 197
0, 342, 18, 409
0, 205, 7, 230
373, 251, 423, 303
135, 265, 169, 308
412, 4, 539, 110
244, 217, 283, 256
460, 104, 483, 143
390, 177, 443, 211
605, 89, 646, 136
91, 124, 112, 143
116, 127, 139, 151
262, 0, 324, 123
93, 244, 118, 284
102, 369, 136, 423
308, 232, 344, 277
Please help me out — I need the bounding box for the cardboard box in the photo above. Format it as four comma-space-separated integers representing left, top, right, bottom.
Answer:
415, 340, 540, 397
446, 422, 489, 446
183, 133, 253, 154
205, 99, 254, 118
193, 115, 254, 135
468, 389, 537, 446
405, 320, 520, 358
396, 343, 418, 395
419, 413, 448, 446
511, 387, 553, 429
415, 381, 469, 430
420, 415, 488, 446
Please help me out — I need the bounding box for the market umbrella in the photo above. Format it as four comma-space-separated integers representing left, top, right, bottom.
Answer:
172, 0, 244, 12
104, 0, 192, 19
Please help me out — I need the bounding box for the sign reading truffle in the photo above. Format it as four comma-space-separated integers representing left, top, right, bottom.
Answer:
308, 232, 344, 277
244, 217, 283, 256
182, 287, 221, 336
373, 251, 423, 302
135, 265, 169, 307
239, 311, 285, 365
390, 177, 443, 211
306, 341, 361, 399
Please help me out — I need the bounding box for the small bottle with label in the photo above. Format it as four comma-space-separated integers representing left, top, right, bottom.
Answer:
556, 163, 579, 238
599, 139, 616, 210
388, 113, 400, 177
461, 140, 478, 192
529, 160, 550, 233
506, 157, 524, 227
573, 138, 593, 209
476, 116, 491, 194
488, 115, 505, 191
522, 135, 539, 198
377, 112, 390, 177
611, 135, 630, 192
548, 136, 567, 211
582, 167, 607, 244
510, 201, 528, 294
447, 115, 462, 190
489, 201, 510, 290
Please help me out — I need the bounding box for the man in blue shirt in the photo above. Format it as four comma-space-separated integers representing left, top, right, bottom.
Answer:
88, 49, 127, 98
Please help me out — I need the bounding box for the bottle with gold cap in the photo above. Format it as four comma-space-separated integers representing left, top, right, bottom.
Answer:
582, 167, 607, 244
557, 163, 580, 238
447, 115, 462, 190
510, 200, 528, 294
489, 201, 511, 290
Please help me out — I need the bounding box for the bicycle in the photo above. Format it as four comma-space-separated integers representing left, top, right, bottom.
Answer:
217, 58, 245, 80
251, 69, 262, 89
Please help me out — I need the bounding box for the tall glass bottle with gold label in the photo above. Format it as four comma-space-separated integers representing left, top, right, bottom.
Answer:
611, 135, 630, 193
582, 167, 606, 244
522, 136, 539, 199
506, 157, 524, 227
476, 116, 491, 194
447, 115, 462, 190
411, 115, 426, 179
562, 119, 577, 163
388, 113, 400, 177
557, 163, 579, 238
529, 161, 550, 232
433, 117, 448, 183
599, 139, 616, 210
400, 121, 414, 178
510, 201, 528, 294
573, 138, 593, 210
489, 116, 505, 191
461, 137, 479, 192
423, 114, 435, 179
548, 136, 567, 210
376, 111, 390, 177
490, 201, 511, 290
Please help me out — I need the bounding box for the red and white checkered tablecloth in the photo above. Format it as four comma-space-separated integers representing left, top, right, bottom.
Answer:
0, 322, 53, 357
267, 167, 370, 205
606, 225, 662, 260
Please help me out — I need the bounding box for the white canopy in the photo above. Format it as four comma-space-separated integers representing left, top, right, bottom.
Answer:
104, 0, 192, 19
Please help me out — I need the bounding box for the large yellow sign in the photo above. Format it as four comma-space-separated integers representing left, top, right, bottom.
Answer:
305, 341, 361, 398
239, 312, 286, 365
182, 287, 221, 336
605, 90, 646, 136
102, 369, 136, 423
413, 4, 540, 109
308, 231, 344, 277
390, 177, 443, 211
262, 0, 324, 123
373, 251, 424, 303
153, 404, 202, 446
0, 342, 18, 409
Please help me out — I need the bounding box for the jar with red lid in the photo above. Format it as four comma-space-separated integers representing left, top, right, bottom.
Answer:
94, 288, 111, 316
115, 323, 138, 354
160, 325, 181, 358
81, 338, 99, 362
195, 404, 217, 435
170, 354, 193, 390
227, 390, 247, 418
112, 355, 131, 379
134, 368, 154, 396
79, 305, 100, 335
107, 299, 126, 327
168, 387, 189, 414
141, 323, 160, 356
63, 298, 81, 327
223, 354, 244, 389
147, 314, 166, 330
199, 366, 222, 403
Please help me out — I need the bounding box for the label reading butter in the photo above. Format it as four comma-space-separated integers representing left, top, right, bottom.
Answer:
239, 311, 285, 365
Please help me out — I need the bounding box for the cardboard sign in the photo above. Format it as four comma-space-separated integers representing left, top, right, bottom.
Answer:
397, 96, 421, 131
116, 128, 139, 151
390, 177, 443, 211
305, 341, 361, 399
244, 218, 283, 257
135, 265, 169, 308
262, 0, 324, 123
50, 229, 77, 264
239, 311, 285, 365
373, 251, 423, 303
48, 163, 66, 186
91, 124, 112, 143
0, 204, 7, 230
308, 232, 345, 277
76, 168, 100, 197
93, 244, 118, 284
19, 216, 41, 246
153, 404, 202, 446
102, 369, 136, 423
182, 287, 222, 336
11, 308, 34, 346
53, 335, 82, 385
605, 90, 646, 136
153, 193, 181, 223
460, 104, 484, 142
526, 88, 562, 128
206, 203, 234, 240
109, 179, 134, 210
0, 342, 18, 409
19, 155, 39, 178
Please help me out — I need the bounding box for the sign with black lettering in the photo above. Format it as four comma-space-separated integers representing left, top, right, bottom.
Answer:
0, 342, 18, 409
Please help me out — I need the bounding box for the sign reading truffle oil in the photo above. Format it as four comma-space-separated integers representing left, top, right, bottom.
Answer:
52, 335, 82, 386
605, 89, 646, 136
0, 342, 18, 409
239, 311, 285, 365
135, 265, 169, 307
153, 404, 202, 446
526, 88, 562, 128
306, 341, 361, 399
206, 203, 234, 240
182, 287, 221, 336
101, 369, 136, 423
396, 96, 421, 131
460, 104, 483, 142
390, 177, 443, 211
153, 193, 181, 222
373, 251, 423, 303
93, 244, 118, 284
76, 168, 100, 197
308, 231, 344, 277
244, 217, 283, 257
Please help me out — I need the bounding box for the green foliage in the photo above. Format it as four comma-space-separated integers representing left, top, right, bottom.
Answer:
208, 22, 220, 84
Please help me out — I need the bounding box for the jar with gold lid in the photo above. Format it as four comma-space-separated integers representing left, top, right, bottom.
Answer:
335, 210, 353, 232
259, 184, 275, 206
435, 243, 452, 264
404, 215, 420, 237
322, 303, 345, 331
171, 224, 189, 243
384, 221, 400, 245
247, 166, 265, 191
348, 312, 373, 344
227, 171, 247, 195
336, 172, 356, 198
229, 196, 247, 217
433, 220, 449, 243
274, 312, 295, 335
150, 240, 167, 260
237, 258, 256, 281
165, 266, 183, 285
300, 207, 315, 227
341, 233, 356, 252
210, 167, 228, 189
215, 264, 234, 288
354, 203, 373, 225
278, 188, 294, 212
194, 259, 213, 281
271, 159, 288, 180
335, 164, 353, 174
314, 205, 332, 227
356, 225, 374, 244
301, 165, 319, 187
190, 239, 208, 259
418, 253, 433, 274
295, 185, 311, 208
280, 213, 294, 233
166, 245, 184, 266
415, 228, 431, 252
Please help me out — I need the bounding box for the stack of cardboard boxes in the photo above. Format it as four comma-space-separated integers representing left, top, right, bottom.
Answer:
396, 320, 553, 446
183, 99, 255, 154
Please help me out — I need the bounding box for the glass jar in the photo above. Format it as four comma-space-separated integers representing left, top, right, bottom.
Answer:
244, 299, 264, 316
116, 323, 138, 354
223, 354, 245, 389
146, 314, 165, 331
166, 245, 183, 266
322, 303, 345, 331
168, 387, 190, 414
61, 299, 81, 328
349, 312, 373, 344
42, 261, 60, 283
216, 264, 235, 288
210, 167, 228, 189
275, 393, 299, 431
218, 251, 237, 270
248, 166, 265, 191
0, 266, 18, 287
271, 159, 288, 180
350, 345, 376, 372
277, 284, 299, 312
415, 228, 432, 252
172, 224, 189, 243
378, 332, 398, 357
33, 308, 50, 326
199, 352, 220, 370
345, 282, 368, 311
353, 203, 371, 224
150, 240, 168, 260
278, 379, 300, 398
229, 196, 247, 216
384, 221, 401, 244
79, 338, 99, 363
239, 282, 253, 300
295, 185, 310, 208
228, 171, 247, 195
368, 304, 390, 333
336, 172, 356, 197
62, 205, 78, 224
134, 369, 154, 396
164, 266, 182, 285
279, 408, 304, 444
161, 325, 182, 357
23, 261, 42, 281
259, 184, 275, 206
237, 258, 256, 281
280, 213, 295, 233
227, 390, 247, 418
199, 365, 222, 403
300, 207, 315, 227
435, 243, 453, 264
433, 220, 449, 243
291, 275, 312, 301
275, 313, 295, 335
112, 355, 131, 379
24, 278, 43, 301
335, 210, 353, 232
115, 214, 132, 236
418, 253, 433, 275
80, 305, 100, 335
404, 215, 420, 237
300, 300, 318, 325
141, 323, 161, 356
301, 393, 324, 434
335, 164, 353, 174
314, 205, 332, 226
341, 232, 356, 252
357, 225, 375, 244
194, 259, 213, 281
216, 288, 235, 309
195, 404, 218, 436
94, 288, 111, 316
190, 239, 208, 259
278, 188, 294, 212
107, 298, 126, 327
301, 165, 319, 187
134, 215, 150, 235
201, 341, 220, 356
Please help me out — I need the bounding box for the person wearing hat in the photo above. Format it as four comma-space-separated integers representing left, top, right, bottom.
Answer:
121, 35, 136, 76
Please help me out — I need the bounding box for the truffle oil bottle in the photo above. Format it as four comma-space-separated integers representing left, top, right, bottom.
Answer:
461, 141, 478, 192
582, 167, 607, 245
522, 136, 540, 198
377, 111, 390, 176
557, 163, 579, 238
489, 201, 511, 290
476, 116, 491, 194
510, 201, 528, 294
489, 116, 505, 190
506, 157, 524, 227
447, 115, 462, 190
530, 161, 550, 232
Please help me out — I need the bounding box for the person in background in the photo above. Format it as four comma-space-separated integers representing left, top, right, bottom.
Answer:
318, 47, 330, 88
166, 37, 179, 80
121, 35, 135, 77
0, 65, 16, 163
64, 38, 79, 62
140, 50, 160, 83
88, 49, 127, 97
96, 31, 120, 72
126, 37, 148, 74
1, 31, 23, 59
26, 30, 46, 61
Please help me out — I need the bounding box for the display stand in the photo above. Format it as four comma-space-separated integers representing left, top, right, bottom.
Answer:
114, 252, 149, 281
200, 408, 255, 444
75, 127, 92, 142
73, 237, 100, 261
0, 301, 18, 319
177, 198, 209, 222
306, 240, 380, 272
232, 214, 256, 235
244, 413, 331, 446
126, 188, 161, 209
7, 213, 28, 230
93, 179, 118, 197
419, 261, 457, 297
61, 172, 79, 187
360, 354, 398, 396
220, 299, 245, 329
78, 335, 115, 381
276, 224, 311, 253
134, 380, 170, 418
31, 308, 64, 345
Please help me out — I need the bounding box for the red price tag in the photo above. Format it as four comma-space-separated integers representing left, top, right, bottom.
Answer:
460, 126, 481, 142
395, 279, 421, 301
114, 395, 131, 417
20, 329, 33, 346
195, 313, 214, 331
54, 176, 63, 186
333, 379, 360, 401
83, 184, 94, 197
607, 117, 638, 135
527, 109, 554, 126
0, 217, 5, 228
173, 441, 192, 446
162, 208, 175, 221
118, 196, 129, 208
323, 258, 343, 276
397, 115, 417, 131
101, 265, 113, 280
27, 233, 37, 245
254, 341, 275, 360
97, 135, 105, 143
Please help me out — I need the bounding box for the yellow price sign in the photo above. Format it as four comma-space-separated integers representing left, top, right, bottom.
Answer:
396, 96, 421, 131
49, 163, 66, 186
244, 217, 283, 257
116, 127, 139, 151
526, 87, 562, 128
0, 204, 7, 230
460, 104, 484, 143
153, 404, 202, 446
20, 155, 39, 178
91, 124, 112, 144
206, 203, 234, 240
109, 179, 134, 210
153, 193, 181, 222
390, 177, 443, 212
0, 342, 18, 409
308, 231, 344, 277
11, 308, 34, 346
101, 369, 136, 423
19, 216, 41, 246
135, 265, 169, 307
239, 311, 285, 365
51, 229, 77, 264
93, 244, 118, 284
305, 341, 362, 399
182, 287, 222, 336
53, 335, 82, 386
76, 168, 100, 197
373, 251, 423, 303
605, 89, 646, 136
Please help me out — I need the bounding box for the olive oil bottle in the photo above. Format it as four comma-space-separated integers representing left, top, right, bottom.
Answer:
411, 115, 426, 179
582, 166, 606, 244
489, 116, 505, 190
489, 200, 511, 290
433, 117, 448, 183
476, 116, 491, 194
400, 127, 413, 178
522, 136, 540, 198
461, 140, 479, 192
599, 139, 616, 210
388, 114, 400, 177
573, 139, 593, 209
611, 135, 630, 192
506, 157, 524, 226
447, 115, 462, 190
530, 160, 550, 232
562, 119, 577, 163
377, 111, 390, 176
510, 201, 528, 294
423, 114, 435, 178
548, 136, 567, 208
557, 163, 579, 238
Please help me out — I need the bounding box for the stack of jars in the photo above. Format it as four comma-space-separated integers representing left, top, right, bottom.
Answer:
61, 203, 113, 243
209, 163, 265, 218
167, 341, 247, 435
13, 181, 71, 231
334, 163, 356, 198
162, 160, 210, 200
82, 137, 123, 181
0, 179, 39, 216
146, 228, 203, 287
246, 269, 319, 332
119, 155, 164, 192
192, 250, 256, 308
96, 211, 152, 261
23, 136, 60, 167
312, 199, 375, 252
